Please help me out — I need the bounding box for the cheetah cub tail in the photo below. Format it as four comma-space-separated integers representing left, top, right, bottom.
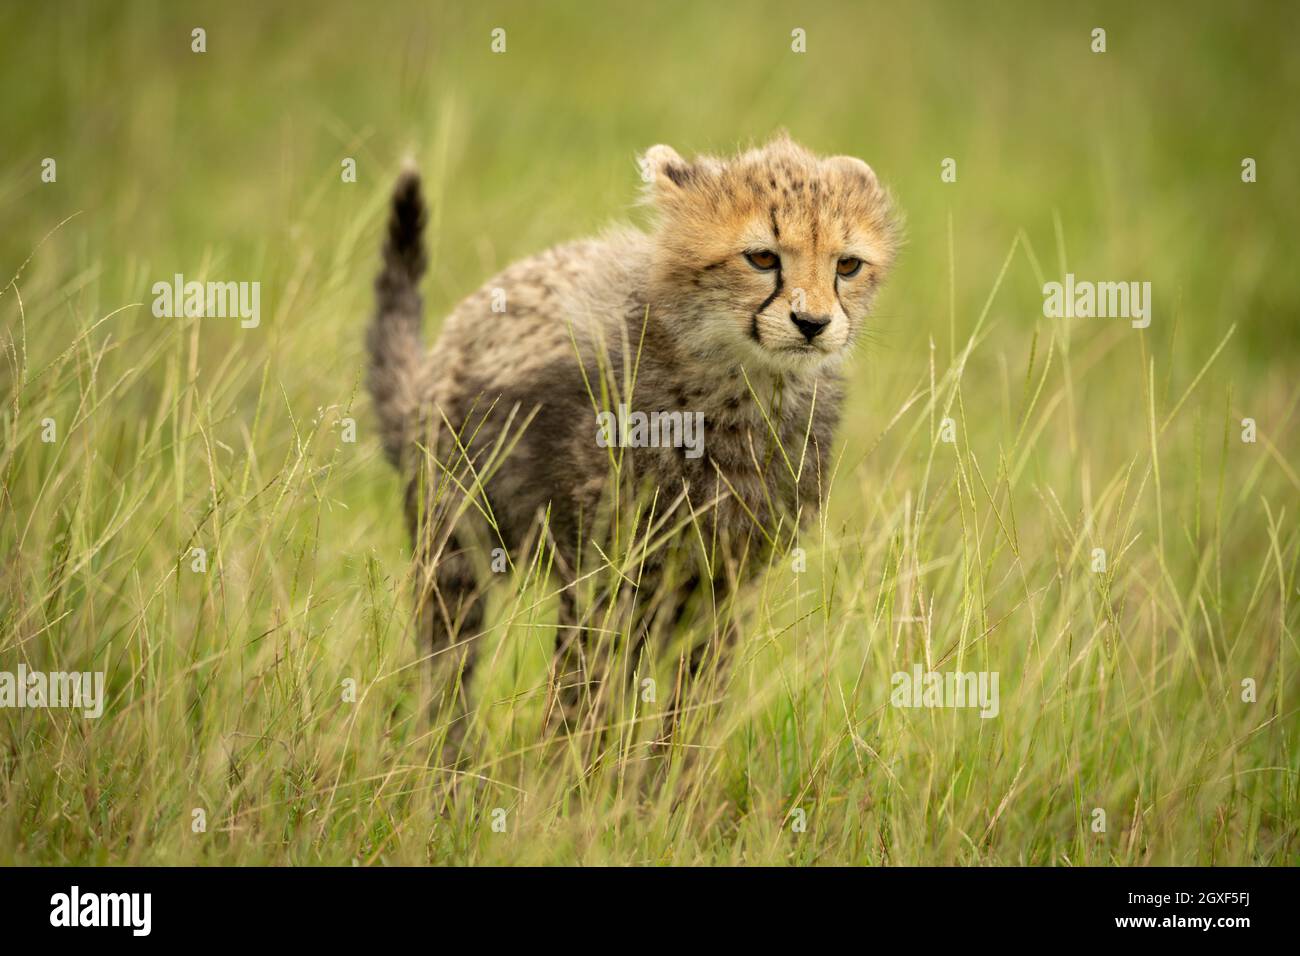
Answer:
367, 166, 428, 467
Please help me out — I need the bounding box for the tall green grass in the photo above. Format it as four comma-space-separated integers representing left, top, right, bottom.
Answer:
1, 0, 1297, 864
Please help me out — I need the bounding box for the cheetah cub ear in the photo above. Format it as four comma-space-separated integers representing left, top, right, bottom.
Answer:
640, 144, 689, 188
824, 154, 882, 189
638, 144, 718, 206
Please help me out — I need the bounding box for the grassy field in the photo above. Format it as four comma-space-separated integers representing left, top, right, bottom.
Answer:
2, 0, 1298, 865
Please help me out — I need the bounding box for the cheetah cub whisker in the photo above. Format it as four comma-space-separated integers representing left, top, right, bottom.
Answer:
366, 133, 899, 761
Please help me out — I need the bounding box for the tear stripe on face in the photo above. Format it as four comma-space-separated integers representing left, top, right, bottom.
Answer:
751, 272, 783, 343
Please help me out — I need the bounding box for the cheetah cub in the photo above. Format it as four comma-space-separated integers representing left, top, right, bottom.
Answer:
367, 134, 898, 755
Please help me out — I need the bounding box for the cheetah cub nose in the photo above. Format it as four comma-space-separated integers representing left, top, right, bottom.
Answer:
790, 311, 831, 342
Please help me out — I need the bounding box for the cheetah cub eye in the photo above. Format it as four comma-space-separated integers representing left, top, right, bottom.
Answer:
744, 250, 780, 271
836, 256, 864, 278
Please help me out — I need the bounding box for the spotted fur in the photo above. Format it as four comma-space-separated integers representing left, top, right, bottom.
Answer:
366, 135, 899, 753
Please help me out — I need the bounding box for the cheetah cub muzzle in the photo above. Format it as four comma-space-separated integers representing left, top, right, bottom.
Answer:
367, 134, 899, 760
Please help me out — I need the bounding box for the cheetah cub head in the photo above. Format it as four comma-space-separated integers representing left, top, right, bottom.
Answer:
642, 134, 899, 375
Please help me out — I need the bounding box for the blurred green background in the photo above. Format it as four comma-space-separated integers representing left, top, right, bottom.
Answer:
6, 0, 1299, 361
2, 1, 1297, 864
